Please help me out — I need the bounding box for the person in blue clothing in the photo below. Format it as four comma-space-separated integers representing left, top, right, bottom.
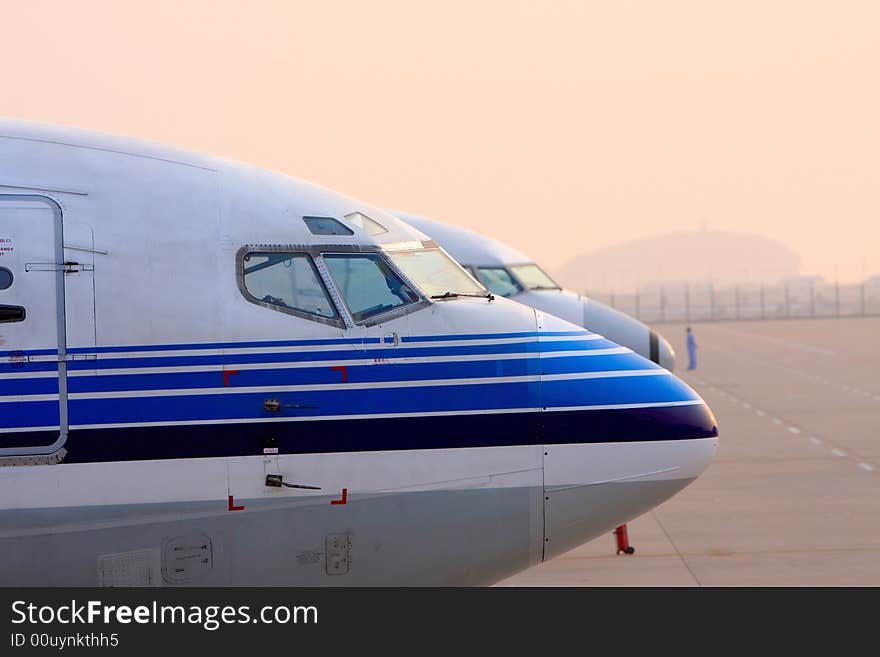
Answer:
686, 326, 697, 370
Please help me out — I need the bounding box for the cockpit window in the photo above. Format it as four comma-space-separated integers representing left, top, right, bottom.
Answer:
323, 253, 419, 323
509, 264, 560, 290
344, 212, 388, 236
303, 216, 354, 236
388, 248, 486, 298
242, 252, 338, 319
474, 267, 522, 297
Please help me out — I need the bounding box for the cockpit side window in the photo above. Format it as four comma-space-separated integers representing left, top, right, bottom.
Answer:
323, 253, 419, 323
509, 264, 560, 290
241, 251, 339, 321
474, 267, 522, 297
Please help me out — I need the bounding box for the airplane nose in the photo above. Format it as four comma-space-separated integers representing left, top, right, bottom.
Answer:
651, 330, 677, 371
541, 359, 717, 560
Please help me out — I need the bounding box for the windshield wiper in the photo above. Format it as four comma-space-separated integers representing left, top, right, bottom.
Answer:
430, 291, 495, 301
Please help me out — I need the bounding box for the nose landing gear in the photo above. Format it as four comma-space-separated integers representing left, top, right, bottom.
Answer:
614, 524, 635, 555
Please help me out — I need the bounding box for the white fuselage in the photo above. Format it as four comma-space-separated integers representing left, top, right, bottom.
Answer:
0, 122, 716, 586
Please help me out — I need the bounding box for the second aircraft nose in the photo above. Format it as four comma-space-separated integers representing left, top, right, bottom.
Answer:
651, 330, 677, 371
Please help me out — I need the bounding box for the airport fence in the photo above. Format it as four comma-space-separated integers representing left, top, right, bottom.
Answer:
585, 281, 880, 324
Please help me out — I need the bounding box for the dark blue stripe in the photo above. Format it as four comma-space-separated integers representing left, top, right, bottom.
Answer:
51, 403, 717, 464
0, 429, 60, 450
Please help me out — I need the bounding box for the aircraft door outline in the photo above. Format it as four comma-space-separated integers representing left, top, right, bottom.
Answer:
0, 194, 69, 458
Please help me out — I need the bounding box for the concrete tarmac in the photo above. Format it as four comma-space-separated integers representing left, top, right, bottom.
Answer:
498, 317, 880, 586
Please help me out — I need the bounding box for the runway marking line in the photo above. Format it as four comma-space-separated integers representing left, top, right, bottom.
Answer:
691, 369, 878, 481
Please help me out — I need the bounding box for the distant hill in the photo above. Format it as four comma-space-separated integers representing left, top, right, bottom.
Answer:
556, 230, 800, 292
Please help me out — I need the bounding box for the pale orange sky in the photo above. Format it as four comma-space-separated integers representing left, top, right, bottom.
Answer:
1, 0, 878, 282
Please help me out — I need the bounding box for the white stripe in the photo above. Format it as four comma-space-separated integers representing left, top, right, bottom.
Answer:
66, 399, 705, 431
58, 333, 602, 361
543, 400, 703, 413
0, 370, 58, 380
831, 448, 847, 457
0, 394, 59, 403
857, 462, 875, 472
0, 424, 59, 434
787, 427, 801, 434
66, 368, 668, 401
809, 437, 822, 444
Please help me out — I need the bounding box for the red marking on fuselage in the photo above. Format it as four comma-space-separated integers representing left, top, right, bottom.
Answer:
223, 370, 240, 387
330, 365, 348, 382
330, 488, 348, 505
228, 495, 245, 511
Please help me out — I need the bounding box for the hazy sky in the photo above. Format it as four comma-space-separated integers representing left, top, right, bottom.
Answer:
2, 1, 878, 282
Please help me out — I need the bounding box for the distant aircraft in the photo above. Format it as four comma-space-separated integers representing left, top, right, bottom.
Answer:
393, 212, 676, 371
0, 121, 716, 585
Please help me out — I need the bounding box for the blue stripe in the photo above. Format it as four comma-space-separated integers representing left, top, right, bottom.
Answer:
0, 377, 59, 395
540, 352, 655, 375
61, 338, 614, 373
62, 330, 591, 355
61, 353, 649, 395
66, 337, 382, 354
542, 375, 700, 408
3, 353, 649, 399
65, 357, 543, 393
67, 381, 545, 425
0, 361, 58, 375
3, 330, 594, 358
401, 330, 589, 342
59, 373, 689, 427
0, 348, 57, 357
0, 400, 60, 428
